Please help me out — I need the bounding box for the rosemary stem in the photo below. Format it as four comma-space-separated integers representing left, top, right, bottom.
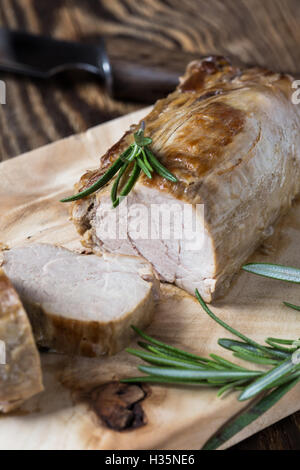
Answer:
111, 162, 129, 205
132, 325, 211, 363
60, 157, 124, 202
113, 161, 141, 208
195, 289, 284, 360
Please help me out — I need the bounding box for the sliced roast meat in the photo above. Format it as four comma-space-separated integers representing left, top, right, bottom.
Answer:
71, 56, 300, 302
0, 268, 43, 413
2, 244, 159, 357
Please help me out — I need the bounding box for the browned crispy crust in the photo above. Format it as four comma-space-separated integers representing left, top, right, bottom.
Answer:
73, 56, 292, 202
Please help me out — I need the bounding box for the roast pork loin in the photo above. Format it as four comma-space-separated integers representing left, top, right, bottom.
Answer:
0, 269, 43, 413
71, 56, 300, 302
2, 244, 159, 357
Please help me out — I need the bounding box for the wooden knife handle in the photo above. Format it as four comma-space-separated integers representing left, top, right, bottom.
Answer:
107, 38, 203, 102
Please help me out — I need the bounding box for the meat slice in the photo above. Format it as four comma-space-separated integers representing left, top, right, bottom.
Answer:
0, 268, 43, 413
71, 56, 300, 302
2, 244, 159, 357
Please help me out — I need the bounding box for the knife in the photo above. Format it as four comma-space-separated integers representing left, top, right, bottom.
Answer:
0, 27, 203, 103
1, 28, 296, 104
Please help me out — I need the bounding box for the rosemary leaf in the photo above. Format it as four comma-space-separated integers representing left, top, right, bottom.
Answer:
137, 341, 212, 367
138, 366, 262, 382
124, 144, 140, 162
121, 376, 211, 386
207, 378, 234, 384
233, 353, 278, 366
125, 348, 208, 370
145, 148, 177, 182
209, 354, 251, 371
200, 360, 230, 371
134, 127, 152, 147
232, 346, 280, 366
283, 301, 300, 312
266, 337, 296, 345
202, 376, 300, 450
110, 161, 129, 204
217, 379, 249, 398
264, 370, 300, 389
132, 325, 210, 363
61, 122, 177, 206
113, 162, 141, 208
265, 338, 297, 353
137, 157, 152, 178
218, 338, 290, 360
243, 263, 300, 283
238, 359, 297, 401
138, 341, 179, 359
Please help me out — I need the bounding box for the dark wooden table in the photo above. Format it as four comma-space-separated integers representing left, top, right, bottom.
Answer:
0, 0, 300, 450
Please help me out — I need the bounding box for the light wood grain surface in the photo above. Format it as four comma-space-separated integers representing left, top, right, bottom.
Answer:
0, 0, 299, 450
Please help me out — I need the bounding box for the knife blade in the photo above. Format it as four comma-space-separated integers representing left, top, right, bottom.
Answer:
0, 27, 204, 103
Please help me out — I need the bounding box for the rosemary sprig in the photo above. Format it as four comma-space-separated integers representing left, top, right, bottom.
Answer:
123, 294, 300, 393
60, 121, 177, 206
123, 284, 300, 449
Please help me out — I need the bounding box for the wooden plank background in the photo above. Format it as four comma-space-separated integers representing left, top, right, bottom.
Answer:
0, 0, 299, 450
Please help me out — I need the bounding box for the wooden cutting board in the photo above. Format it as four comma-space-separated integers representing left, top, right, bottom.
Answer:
0, 108, 299, 450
